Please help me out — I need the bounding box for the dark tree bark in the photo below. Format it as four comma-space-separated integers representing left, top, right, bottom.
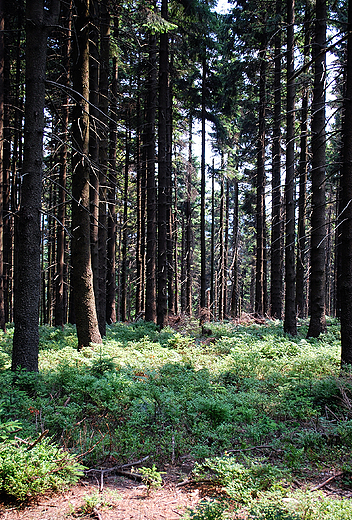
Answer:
97, 0, 109, 336
224, 176, 229, 318
219, 166, 225, 321
145, 30, 157, 323
210, 160, 215, 316
135, 84, 144, 318
340, 0, 352, 366
106, 52, 118, 324
255, 42, 267, 317
270, 0, 283, 320
3, 12, 11, 325
0, 0, 5, 331
120, 124, 129, 323
200, 55, 207, 311
296, 4, 310, 319
89, 0, 100, 318
12, 0, 60, 371
230, 179, 239, 317
157, 0, 169, 328
55, 0, 71, 327
284, 0, 297, 335
71, 0, 102, 348
307, 0, 327, 338
186, 115, 193, 316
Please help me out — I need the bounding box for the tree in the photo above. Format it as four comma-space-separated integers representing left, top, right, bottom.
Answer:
12, 0, 60, 371
296, 3, 310, 319
145, 29, 157, 324
340, 0, 352, 366
255, 39, 267, 317
157, 0, 170, 328
270, 0, 283, 320
284, 0, 297, 336
307, 0, 327, 338
70, 0, 102, 348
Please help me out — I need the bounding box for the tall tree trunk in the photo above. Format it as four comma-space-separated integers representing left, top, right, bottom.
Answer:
157, 0, 169, 328
0, 0, 5, 331
284, 0, 297, 335
136, 86, 143, 318
200, 54, 207, 311
71, 0, 102, 348
186, 115, 193, 316
3, 15, 11, 326
255, 42, 266, 317
55, 0, 71, 327
97, 0, 109, 336
120, 125, 129, 322
224, 174, 229, 318
219, 165, 225, 321
12, 0, 60, 371
210, 159, 215, 317
145, 30, 157, 323
230, 179, 239, 317
167, 59, 174, 315
106, 52, 118, 324
340, 0, 352, 365
307, 0, 327, 338
296, 4, 310, 319
89, 0, 100, 319
270, 0, 283, 320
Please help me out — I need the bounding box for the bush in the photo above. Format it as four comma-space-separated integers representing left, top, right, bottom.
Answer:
0, 420, 84, 501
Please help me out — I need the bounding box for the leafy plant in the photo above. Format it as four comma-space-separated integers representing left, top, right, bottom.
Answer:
138, 464, 164, 494
0, 434, 84, 501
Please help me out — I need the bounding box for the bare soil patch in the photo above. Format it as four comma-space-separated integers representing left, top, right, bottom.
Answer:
0, 473, 201, 520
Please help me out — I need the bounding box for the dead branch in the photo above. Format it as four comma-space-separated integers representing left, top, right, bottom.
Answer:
310, 471, 343, 492
85, 455, 149, 492
26, 429, 49, 451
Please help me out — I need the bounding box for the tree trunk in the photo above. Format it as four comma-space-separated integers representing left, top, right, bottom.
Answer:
157, 0, 169, 328
145, 30, 157, 323
12, 0, 60, 371
120, 125, 129, 322
200, 54, 207, 311
0, 0, 5, 331
219, 166, 225, 321
97, 0, 109, 336
55, 0, 71, 327
210, 160, 215, 317
270, 0, 283, 320
71, 0, 102, 348
340, 0, 352, 366
230, 179, 239, 317
284, 0, 297, 335
89, 0, 100, 323
296, 4, 310, 319
255, 42, 266, 317
106, 51, 118, 324
307, 0, 327, 338
186, 115, 193, 316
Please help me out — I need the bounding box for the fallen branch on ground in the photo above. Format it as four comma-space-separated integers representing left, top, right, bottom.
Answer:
311, 471, 343, 492
85, 455, 150, 492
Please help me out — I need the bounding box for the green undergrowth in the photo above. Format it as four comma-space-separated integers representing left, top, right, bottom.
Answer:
0, 318, 352, 514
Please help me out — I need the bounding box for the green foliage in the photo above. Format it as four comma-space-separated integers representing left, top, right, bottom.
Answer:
193, 457, 286, 505
138, 464, 164, 493
248, 505, 301, 519
2, 319, 352, 516
0, 429, 84, 501
186, 500, 227, 520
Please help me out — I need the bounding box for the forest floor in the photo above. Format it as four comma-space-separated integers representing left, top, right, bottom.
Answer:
1, 467, 352, 520
0, 469, 201, 519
